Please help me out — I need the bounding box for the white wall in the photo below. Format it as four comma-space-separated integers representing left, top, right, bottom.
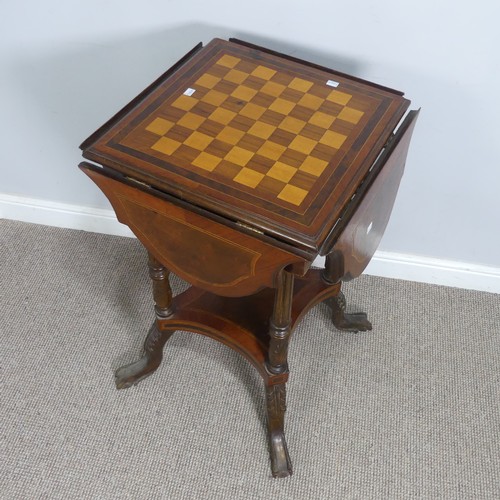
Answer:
2, 1, 500, 271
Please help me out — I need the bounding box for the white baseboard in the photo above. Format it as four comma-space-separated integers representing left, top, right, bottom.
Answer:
0, 193, 134, 238
365, 252, 500, 294
2, 193, 499, 294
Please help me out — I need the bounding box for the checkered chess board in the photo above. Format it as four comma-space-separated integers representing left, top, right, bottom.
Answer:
122, 53, 367, 209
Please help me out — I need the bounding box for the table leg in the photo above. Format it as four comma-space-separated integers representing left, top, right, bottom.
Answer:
266, 269, 294, 477
323, 253, 372, 332
114, 322, 174, 389
115, 253, 175, 389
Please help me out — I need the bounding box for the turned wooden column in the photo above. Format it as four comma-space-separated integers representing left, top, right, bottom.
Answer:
267, 269, 294, 375
322, 250, 343, 286
148, 252, 174, 318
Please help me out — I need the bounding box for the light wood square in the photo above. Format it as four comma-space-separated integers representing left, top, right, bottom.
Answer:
288, 77, 314, 92
319, 130, 347, 149
233, 167, 265, 188
145, 117, 175, 136
225, 146, 254, 167
184, 131, 213, 150
240, 103, 266, 120
277, 184, 308, 205
288, 135, 318, 155
298, 93, 324, 110
192, 152, 222, 172
299, 157, 329, 177
247, 122, 276, 139
260, 81, 286, 97
201, 90, 228, 106
257, 141, 287, 161
224, 69, 249, 84
279, 116, 306, 134
216, 126, 246, 145
267, 162, 297, 183
309, 111, 336, 129
337, 107, 364, 124
177, 112, 206, 130
196, 73, 221, 89
171, 95, 197, 111
151, 137, 182, 156
326, 90, 352, 106
209, 108, 237, 125
217, 54, 241, 68
231, 86, 258, 101
251, 65, 277, 80
269, 98, 296, 115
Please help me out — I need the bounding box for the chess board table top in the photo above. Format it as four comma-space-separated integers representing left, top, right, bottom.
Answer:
81, 38, 410, 256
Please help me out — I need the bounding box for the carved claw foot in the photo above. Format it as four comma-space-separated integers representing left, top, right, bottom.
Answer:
269, 431, 293, 478
333, 311, 372, 332
115, 322, 174, 389
327, 292, 373, 333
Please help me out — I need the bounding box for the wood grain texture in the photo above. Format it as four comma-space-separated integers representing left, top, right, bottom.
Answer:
147, 269, 341, 383
81, 38, 410, 254
325, 110, 420, 282
80, 164, 309, 297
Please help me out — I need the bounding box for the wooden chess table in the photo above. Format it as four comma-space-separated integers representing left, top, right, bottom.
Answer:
79, 38, 418, 478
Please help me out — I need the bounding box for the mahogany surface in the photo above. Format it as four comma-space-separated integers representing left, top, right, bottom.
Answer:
81, 38, 409, 256
79, 38, 418, 478
323, 110, 420, 283
82, 164, 309, 297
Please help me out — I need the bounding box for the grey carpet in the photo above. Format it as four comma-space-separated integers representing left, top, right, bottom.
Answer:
1, 219, 499, 499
